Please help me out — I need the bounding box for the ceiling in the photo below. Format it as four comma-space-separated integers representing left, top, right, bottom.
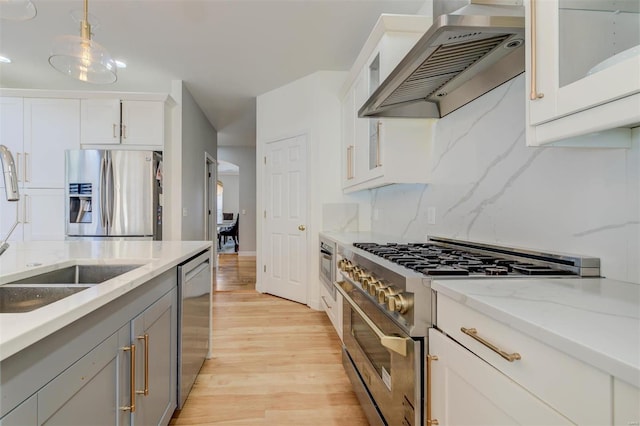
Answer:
0, 0, 427, 146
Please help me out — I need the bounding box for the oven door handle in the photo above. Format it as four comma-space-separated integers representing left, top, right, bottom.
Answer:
335, 281, 409, 357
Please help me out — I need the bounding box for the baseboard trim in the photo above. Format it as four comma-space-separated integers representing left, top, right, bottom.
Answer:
238, 251, 256, 256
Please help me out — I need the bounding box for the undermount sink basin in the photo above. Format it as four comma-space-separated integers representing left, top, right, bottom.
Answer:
0, 263, 145, 313
0, 285, 92, 313
7, 264, 144, 285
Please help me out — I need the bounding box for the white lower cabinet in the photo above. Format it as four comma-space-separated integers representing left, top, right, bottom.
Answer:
614, 378, 640, 426
0, 189, 65, 242
319, 283, 342, 341
428, 330, 572, 426
435, 293, 612, 425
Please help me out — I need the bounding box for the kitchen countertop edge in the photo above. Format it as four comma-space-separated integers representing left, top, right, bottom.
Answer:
0, 240, 212, 362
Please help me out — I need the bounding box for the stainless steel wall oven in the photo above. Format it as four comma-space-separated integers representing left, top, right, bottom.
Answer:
319, 236, 336, 300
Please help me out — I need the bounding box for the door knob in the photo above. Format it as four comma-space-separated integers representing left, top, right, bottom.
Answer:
298, 225, 306, 231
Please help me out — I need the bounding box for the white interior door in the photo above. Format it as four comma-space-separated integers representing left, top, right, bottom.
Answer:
264, 135, 308, 304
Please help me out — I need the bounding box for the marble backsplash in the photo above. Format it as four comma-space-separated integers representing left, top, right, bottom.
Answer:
367, 75, 639, 284
322, 203, 359, 233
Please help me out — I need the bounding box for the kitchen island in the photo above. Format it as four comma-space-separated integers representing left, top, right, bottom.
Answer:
0, 240, 212, 425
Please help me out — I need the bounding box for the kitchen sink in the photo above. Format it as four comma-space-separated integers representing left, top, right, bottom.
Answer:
0, 285, 92, 313
7, 264, 144, 285
0, 263, 145, 313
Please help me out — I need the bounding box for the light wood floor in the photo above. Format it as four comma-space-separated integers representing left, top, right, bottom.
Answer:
170, 255, 369, 425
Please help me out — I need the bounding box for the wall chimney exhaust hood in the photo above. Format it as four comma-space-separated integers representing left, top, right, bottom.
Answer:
359, 0, 525, 119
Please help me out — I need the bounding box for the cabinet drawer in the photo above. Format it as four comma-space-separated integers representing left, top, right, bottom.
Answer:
319, 283, 342, 341
614, 378, 640, 426
437, 293, 611, 425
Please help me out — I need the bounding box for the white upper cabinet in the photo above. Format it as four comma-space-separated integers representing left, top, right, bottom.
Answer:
80, 99, 121, 145
1, 97, 80, 189
120, 101, 164, 147
341, 14, 436, 193
0, 98, 24, 173
24, 98, 80, 188
525, 0, 640, 147
0, 97, 78, 243
81, 99, 164, 148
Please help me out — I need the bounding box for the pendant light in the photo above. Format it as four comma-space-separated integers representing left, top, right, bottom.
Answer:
0, 0, 37, 21
48, 0, 116, 84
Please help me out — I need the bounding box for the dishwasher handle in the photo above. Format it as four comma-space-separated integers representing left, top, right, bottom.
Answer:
179, 250, 212, 283
185, 262, 210, 282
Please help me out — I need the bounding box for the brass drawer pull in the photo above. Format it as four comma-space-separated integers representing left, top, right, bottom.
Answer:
121, 344, 136, 412
426, 354, 439, 425
375, 121, 382, 167
529, 0, 544, 101
137, 334, 149, 396
461, 327, 521, 362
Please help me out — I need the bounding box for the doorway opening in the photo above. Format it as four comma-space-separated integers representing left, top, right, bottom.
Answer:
217, 160, 240, 254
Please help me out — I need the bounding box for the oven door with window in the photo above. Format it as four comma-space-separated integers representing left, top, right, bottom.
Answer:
337, 280, 422, 426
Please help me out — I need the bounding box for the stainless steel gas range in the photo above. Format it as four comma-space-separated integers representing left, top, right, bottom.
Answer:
334, 236, 600, 426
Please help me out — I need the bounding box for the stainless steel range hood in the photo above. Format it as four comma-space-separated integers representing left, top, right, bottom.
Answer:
359, 0, 525, 119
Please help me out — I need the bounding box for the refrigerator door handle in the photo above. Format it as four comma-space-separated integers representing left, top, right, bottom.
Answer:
106, 153, 114, 229
99, 155, 107, 228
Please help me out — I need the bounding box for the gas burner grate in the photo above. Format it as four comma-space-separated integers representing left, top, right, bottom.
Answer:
352, 242, 578, 278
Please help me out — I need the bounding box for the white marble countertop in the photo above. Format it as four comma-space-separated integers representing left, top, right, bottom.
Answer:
0, 240, 212, 361
432, 278, 640, 387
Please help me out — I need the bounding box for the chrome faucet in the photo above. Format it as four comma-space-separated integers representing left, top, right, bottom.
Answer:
0, 145, 20, 256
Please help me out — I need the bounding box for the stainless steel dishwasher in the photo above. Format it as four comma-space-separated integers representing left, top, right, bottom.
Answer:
177, 250, 212, 409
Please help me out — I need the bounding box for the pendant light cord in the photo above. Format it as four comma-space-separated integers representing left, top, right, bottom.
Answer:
81, 0, 90, 40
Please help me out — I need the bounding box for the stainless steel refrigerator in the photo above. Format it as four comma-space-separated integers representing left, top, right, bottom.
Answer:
65, 150, 162, 239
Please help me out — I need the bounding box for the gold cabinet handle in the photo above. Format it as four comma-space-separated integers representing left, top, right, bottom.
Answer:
346, 145, 354, 180
375, 121, 382, 167
121, 344, 136, 412
23, 152, 29, 182
461, 327, 521, 362
298, 225, 306, 231
529, 0, 544, 101
15, 153, 21, 182
136, 334, 149, 396
23, 194, 30, 223
320, 296, 332, 310
426, 354, 439, 426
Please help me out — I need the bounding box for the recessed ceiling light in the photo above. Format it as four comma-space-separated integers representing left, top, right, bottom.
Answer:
115, 60, 127, 69
0, 56, 12, 64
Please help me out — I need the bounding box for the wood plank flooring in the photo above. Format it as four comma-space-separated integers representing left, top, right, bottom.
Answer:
170, 255, 368, 425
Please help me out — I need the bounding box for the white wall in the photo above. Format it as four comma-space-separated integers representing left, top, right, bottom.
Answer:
165, 80, 218, 241
219, 174, 239, 216
367, 75, 640, 284
218, 146, 256, 254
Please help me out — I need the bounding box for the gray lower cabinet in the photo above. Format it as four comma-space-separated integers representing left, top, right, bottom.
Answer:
0, 266, 181, 426
0, 395, 37, 426
37, 325, 131, 426
131, 289, 177, 426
